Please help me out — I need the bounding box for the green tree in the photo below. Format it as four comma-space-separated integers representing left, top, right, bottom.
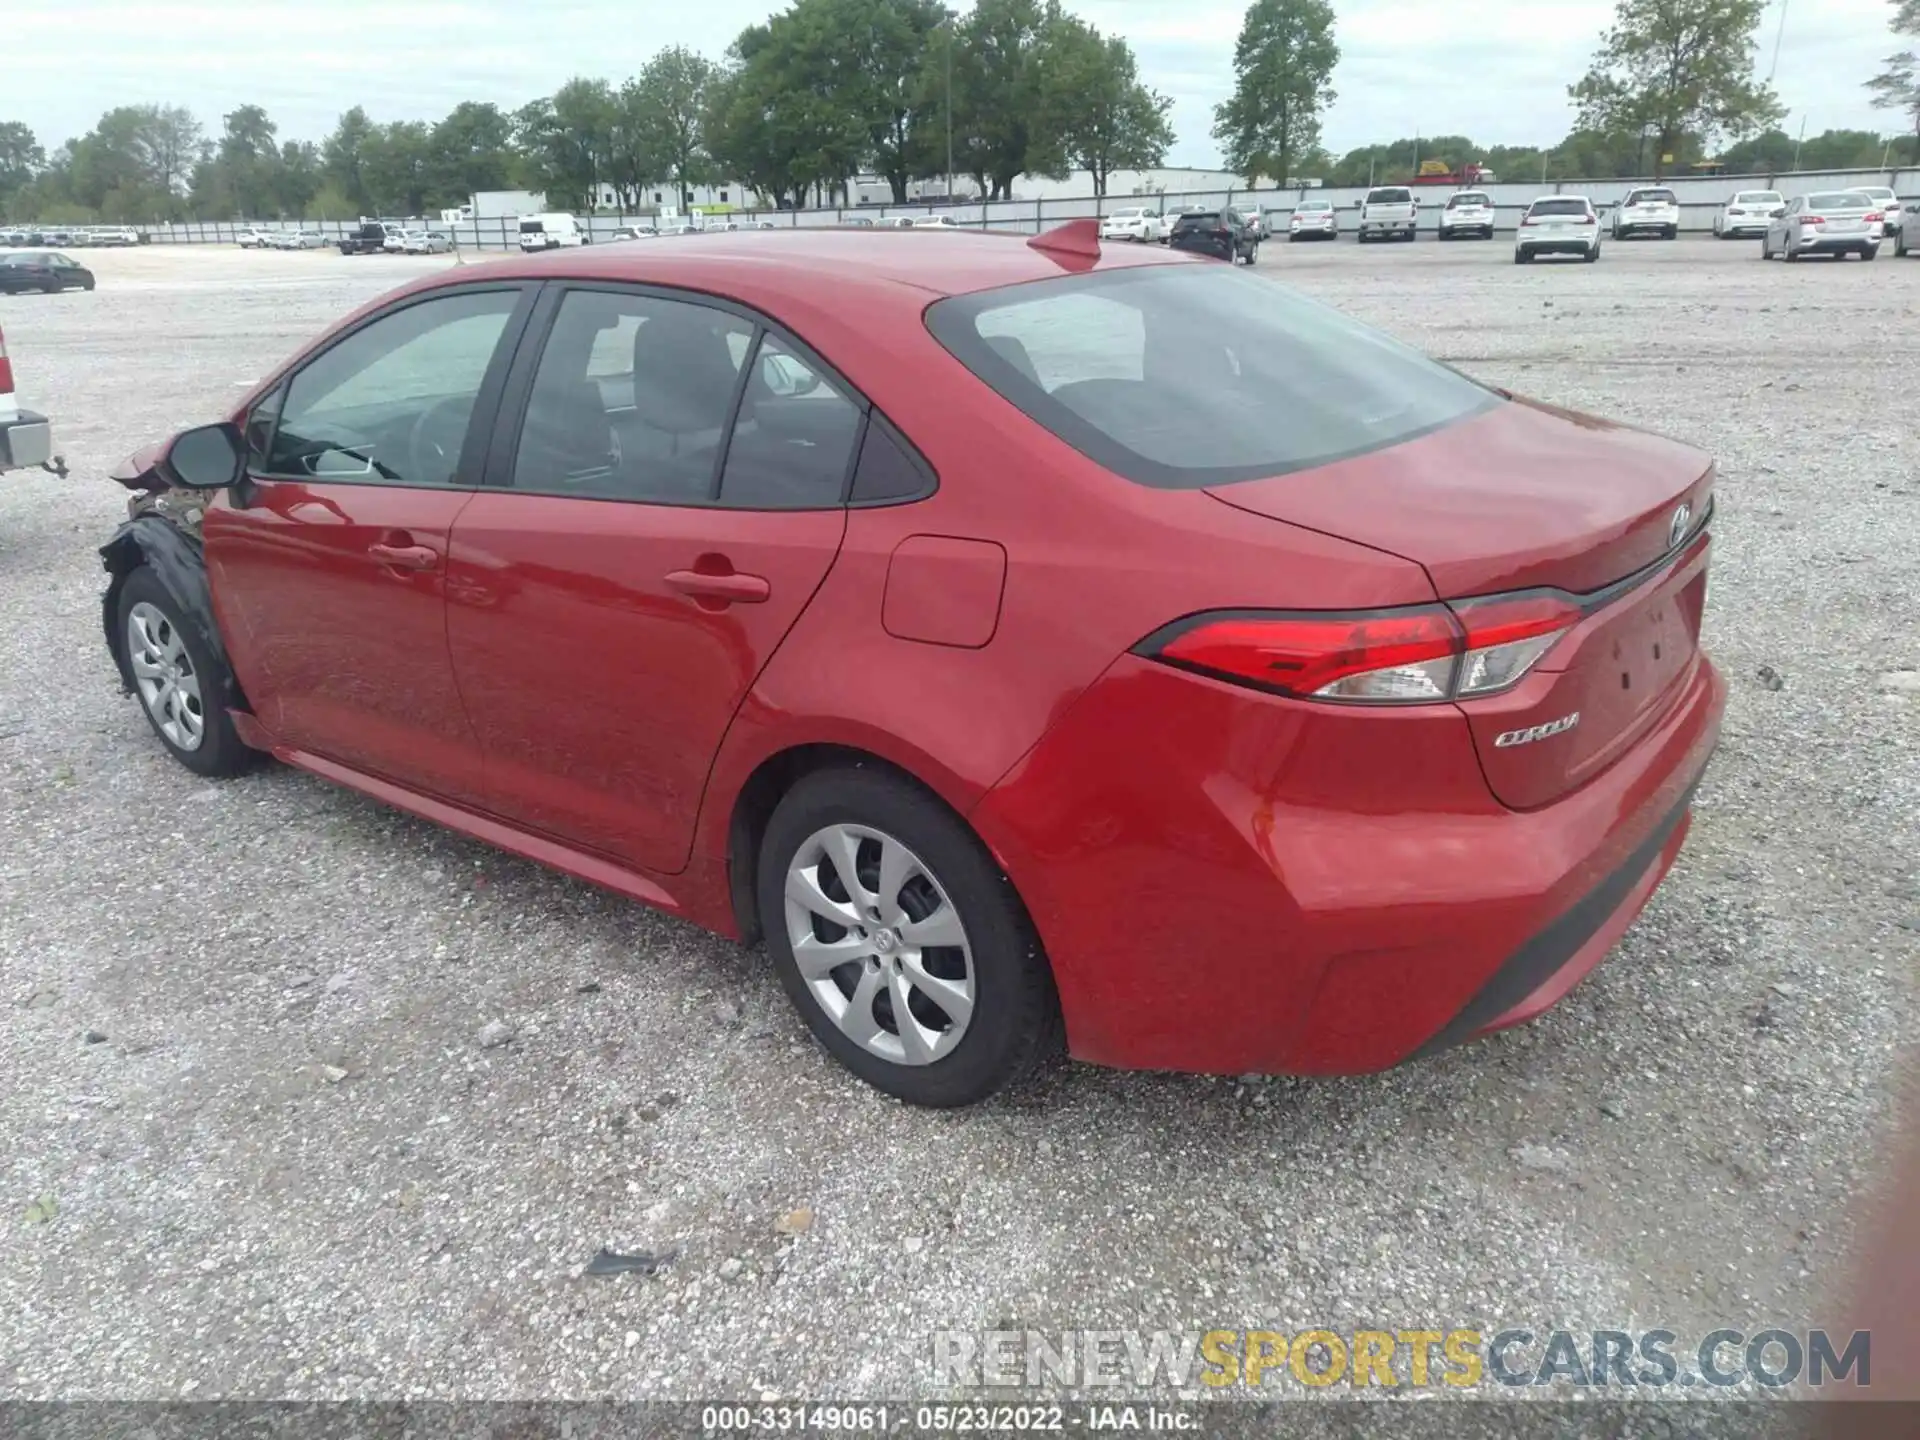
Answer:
634, 47, 718, 204
361, 121, 433, 214
1570, 0, 1784, 178
1211, 0, 1339, 187
1866, 0, 1920, 154
427, 101, 516, 209
1036, 22, 1172, 195
323, 107, 376, 212
608, 79, 668, 210
0, 121, 44, 213
276, 140, 322, 216
514, 82, 613, 210
950, 0, 1062, 200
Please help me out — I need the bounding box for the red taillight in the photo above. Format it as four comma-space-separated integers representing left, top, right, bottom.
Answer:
1799, 215, 1824, 225
1448, 592, 1584, 696
1865, 211, 1883, 223
1143, 595, 1580, 706
1520, 216, 1537, 226
0, 326, 13, 402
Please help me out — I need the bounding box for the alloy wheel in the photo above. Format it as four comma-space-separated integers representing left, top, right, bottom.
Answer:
783, 823, 975, 1066
127, 601, 205, 751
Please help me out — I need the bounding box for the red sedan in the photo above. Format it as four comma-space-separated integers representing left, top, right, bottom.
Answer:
99, 222, 1724, 1107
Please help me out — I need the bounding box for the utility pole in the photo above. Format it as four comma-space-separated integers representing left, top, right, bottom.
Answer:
1792, 113, 1807, 171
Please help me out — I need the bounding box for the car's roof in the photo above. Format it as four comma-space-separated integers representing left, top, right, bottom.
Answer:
431, 226, 1197, 302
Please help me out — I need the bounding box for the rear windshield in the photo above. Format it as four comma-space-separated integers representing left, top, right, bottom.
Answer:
925, 266, 1497, 490
1171, 212, 1219, 229
1735, 192, 1781, 204
1366, 188, 1412, 204
1529, 198, 1591, 217
519, 220, 544, 232
1448, 193, 1489, 207
1297, 200, 1333, 211
1809, 192, 1872, 209
1632, 189, 1677, 204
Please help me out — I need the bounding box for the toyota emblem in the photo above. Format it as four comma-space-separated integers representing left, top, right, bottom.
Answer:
1669, 503, 1692, 549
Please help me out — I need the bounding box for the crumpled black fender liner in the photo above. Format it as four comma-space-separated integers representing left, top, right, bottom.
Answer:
99, 516, 250, 714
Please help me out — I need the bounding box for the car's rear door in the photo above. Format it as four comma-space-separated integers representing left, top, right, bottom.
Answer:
444, 284, 857, 874
204, 284, 536, 805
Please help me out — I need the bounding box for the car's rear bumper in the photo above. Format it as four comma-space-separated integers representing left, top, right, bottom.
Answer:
973, 647, 1725, 1076
1615, 218, 1677, 233
1797, 236, 1876, 253
1518, 236, 1597, 254
0, 409, 53, 472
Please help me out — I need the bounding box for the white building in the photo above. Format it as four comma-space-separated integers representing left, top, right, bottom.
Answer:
593, 181, 754, 214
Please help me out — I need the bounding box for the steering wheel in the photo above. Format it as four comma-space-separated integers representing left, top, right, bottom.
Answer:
407, 396, 473, 483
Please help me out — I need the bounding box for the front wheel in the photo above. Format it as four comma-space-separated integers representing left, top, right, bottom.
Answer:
758, 766, 1060, 1107
116, 567, 253, 778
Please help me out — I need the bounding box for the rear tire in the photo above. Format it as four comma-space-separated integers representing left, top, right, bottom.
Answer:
1663, 226, 1678, 240
1514, 248, 1529, 265
1585, 243, 1600, 263
1861, 245, 1878, 262
757, 766, 1061, 1108
116, 567, 253, 779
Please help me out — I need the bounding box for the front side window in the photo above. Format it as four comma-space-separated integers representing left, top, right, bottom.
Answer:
511, 289, 753, 504
927, 265, 1497, 490
264, 289, 519, 485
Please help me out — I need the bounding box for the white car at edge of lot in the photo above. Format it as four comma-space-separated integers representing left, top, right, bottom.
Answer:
1612, 186, 1681, 240
1713, 190, 1782, 239
1437, 190, 1496, 240
1515, 195, 1601, 264
1098, 207, 1163, 242
1284, 200, 1338, 240
1852, 187, 1901, 242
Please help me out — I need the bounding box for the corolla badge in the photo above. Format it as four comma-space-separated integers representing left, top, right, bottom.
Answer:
1668, 503, 1693, 549
1494, 713, 1581, 748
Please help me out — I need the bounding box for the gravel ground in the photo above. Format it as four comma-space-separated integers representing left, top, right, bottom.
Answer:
0, 240, 1914, 1412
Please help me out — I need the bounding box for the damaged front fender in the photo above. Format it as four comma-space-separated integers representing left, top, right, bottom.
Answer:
100, 513, 248, 715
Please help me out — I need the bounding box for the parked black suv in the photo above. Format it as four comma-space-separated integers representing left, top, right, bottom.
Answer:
1168, 207, 1258, 264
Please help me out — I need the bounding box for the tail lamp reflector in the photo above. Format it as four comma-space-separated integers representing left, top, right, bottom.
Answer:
1148, 593, 1583, 705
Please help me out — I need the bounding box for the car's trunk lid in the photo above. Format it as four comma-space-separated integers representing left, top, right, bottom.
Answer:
1204, 396, 1715, 807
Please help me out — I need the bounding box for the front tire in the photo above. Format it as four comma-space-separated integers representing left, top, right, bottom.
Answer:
758, 766, 1060, 1107
116, 567, 253, 778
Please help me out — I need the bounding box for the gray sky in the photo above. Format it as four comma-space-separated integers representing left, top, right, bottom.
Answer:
9, 0, 1903, 168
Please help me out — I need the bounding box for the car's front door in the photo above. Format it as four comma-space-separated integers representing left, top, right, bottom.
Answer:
204, 285, 533, 805
445, 285, 859, 874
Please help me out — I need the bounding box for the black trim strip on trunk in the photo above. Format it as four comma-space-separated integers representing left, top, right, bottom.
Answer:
1410, 769, 1706, 1061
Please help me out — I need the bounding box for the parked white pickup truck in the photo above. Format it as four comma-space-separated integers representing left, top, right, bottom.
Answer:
0, 323, 64, 476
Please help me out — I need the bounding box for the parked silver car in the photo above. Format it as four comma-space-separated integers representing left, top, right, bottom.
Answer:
1761, 192, 1880, 261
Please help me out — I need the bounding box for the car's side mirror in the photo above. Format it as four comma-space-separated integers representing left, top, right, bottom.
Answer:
1771, 207, 1786, 218
164, 422, 245, 490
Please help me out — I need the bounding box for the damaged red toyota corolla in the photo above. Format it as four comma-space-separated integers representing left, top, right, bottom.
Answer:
98, 220, 1724, 1106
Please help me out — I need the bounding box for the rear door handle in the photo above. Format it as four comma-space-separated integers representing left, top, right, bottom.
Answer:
664, 569, 771, 605
367, 542, 439, 570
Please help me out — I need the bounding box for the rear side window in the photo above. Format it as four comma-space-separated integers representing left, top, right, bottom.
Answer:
926, 265, 1497, 490
1529, 198, 1591, 217
718, 334, 863, 509
511, 289, 752, 504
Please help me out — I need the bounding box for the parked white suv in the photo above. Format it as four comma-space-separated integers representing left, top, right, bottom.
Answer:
1612, 186, 1680, 240
1357, 186, 1417, 242
1713, 190, 1782, 239
1437, 190, 1496, 240
1098, 207, 1163, 242
1515, 195, 1600, 264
